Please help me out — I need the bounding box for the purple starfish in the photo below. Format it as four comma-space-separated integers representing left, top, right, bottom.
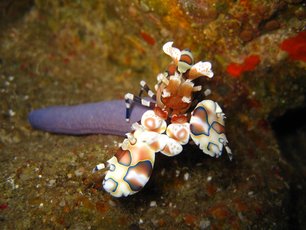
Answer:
28, 100, 149, 136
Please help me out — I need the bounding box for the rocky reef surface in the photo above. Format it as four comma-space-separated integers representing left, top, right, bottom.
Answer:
0, 0, 305, 229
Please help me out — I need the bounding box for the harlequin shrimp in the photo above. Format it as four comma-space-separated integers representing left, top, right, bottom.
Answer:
93, 42, 232, 197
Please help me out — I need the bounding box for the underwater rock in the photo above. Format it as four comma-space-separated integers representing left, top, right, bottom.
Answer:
1, 0, 306, 229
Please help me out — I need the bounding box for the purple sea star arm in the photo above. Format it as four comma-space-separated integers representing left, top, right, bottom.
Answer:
28, 100, 149, 136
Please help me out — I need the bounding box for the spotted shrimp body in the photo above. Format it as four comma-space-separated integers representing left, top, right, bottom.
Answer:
101, 128, 158, 197
93, 42, 232, 197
